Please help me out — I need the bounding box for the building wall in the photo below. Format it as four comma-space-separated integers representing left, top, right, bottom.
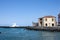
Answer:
58, 14, 60, 26
38, 19, 41, 26
38, 18, 43, 26
43, 17, 56, 27
32, 22, 38, 27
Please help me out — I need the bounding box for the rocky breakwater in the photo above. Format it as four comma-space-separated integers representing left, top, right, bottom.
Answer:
26, 26, 60, 32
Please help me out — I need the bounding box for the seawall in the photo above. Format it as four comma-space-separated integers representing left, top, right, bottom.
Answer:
0, 26, 60, 32
26, 26, 60, 32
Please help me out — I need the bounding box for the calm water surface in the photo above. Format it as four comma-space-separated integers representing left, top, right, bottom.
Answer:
0, 28, 60, 40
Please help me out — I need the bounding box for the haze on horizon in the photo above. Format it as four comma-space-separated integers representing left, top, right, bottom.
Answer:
0, 0, 60, 26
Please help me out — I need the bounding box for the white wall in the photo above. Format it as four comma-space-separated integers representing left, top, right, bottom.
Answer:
43, 18, 56, 27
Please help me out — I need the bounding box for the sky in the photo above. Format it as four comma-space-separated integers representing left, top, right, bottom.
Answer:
0, 0, 60, 26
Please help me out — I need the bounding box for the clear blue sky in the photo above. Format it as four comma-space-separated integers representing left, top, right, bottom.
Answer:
0, 0, 60, 26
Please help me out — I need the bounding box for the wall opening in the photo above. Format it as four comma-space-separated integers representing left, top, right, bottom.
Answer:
52, 23, 54, 26
45, 23, 47, 26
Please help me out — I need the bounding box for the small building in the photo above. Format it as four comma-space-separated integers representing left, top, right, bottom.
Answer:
58, 13, 60, 26
32, 22, 38, 27
38, 16, 56, 27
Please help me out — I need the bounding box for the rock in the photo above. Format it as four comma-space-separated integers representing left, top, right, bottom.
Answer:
0, 32, 1, 34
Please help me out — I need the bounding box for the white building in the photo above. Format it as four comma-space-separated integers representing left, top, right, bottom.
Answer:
38, 16, 57, 27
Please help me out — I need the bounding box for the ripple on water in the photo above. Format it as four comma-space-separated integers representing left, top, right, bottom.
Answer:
0, 28, 60, 40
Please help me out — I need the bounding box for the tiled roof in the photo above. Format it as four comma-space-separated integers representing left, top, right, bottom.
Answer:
38, 16, 56, 19
43, 16, 56, 18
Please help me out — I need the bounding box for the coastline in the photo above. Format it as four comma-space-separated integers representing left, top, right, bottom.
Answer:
0, 26, 60, 32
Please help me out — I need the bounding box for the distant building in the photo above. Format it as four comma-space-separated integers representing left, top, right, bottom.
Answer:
38, 16, 57, 27
32, 22, 38, 27
58, 13, 60, 26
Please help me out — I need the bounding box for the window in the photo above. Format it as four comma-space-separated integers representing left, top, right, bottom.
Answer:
45, 18, 47, 21
52, 18, 54, 21
52, 23, 54, 26
45, 23, 47, 26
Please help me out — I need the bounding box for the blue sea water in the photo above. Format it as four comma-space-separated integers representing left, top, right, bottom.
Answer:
0, 28, 60, 40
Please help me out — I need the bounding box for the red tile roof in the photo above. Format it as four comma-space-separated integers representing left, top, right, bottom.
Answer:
38, 16, 56, 19
43, 16, 56, 18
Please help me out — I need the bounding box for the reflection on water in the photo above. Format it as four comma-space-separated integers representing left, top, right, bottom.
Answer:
42, 31, 56, 40
0, 28, 60, 40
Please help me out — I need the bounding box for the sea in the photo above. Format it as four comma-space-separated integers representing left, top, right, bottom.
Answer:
0, 28, 60, 40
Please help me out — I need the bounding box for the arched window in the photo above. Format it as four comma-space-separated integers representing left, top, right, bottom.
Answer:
52, 23, 54, 26
45, 23, 47, 26
52, 18, 54, 21
45, 18, 47, 21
